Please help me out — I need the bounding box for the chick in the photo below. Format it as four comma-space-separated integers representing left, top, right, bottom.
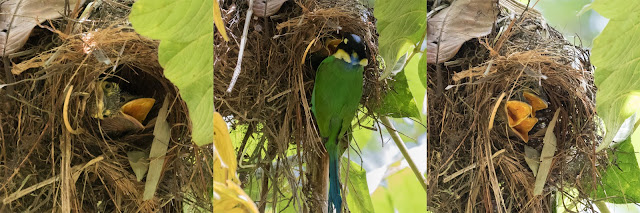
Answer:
101, 81, 121, 117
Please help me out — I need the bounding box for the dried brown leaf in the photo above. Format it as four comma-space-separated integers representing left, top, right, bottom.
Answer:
427, 0, 498, 63
0, 0, 85, 56
534, 109, 560, 195
143, 97, 170, 200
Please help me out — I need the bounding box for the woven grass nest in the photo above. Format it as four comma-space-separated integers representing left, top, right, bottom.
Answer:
0, 3, 211, 212
427, 4, 605, 213
214, 0, 383, 211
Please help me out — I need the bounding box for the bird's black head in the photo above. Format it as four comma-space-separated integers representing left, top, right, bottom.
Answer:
335, 34, 368, 66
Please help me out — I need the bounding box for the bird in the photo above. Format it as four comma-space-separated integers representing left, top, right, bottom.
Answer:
311, 33, 368, 213
100, 81, 122, 118
95, 81, 156, 136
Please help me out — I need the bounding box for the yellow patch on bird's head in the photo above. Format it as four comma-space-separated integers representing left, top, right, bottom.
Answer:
359, 58, 368, 66
334, 49, 352, 64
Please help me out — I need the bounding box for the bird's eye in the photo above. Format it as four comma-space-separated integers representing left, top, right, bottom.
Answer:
104, 83, 111, 89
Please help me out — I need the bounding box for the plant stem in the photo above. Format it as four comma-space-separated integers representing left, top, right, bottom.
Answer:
380, 116, 427, 192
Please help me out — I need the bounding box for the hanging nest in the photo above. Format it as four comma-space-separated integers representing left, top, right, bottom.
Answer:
214, 0, 382, 211
0, 2, 211, 212
427, 3, 604, 213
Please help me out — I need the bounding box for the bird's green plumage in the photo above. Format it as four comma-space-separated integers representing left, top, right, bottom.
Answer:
312, 56, 363, 140
311, 53, 364, 213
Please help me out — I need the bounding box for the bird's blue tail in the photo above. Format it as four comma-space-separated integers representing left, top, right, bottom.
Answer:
328, 152, 342, 213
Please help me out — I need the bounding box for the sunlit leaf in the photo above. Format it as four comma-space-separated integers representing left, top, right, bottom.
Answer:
405, 53, 426, 121
377, 71, 420, 118
214, 112, 239, 184
591, 0, 640, 152
418, 52, 426, 89
375, 0, 426, 79
387, 167, 427, 212
342, 158, 374, 213
213, 180, 259, 213
593, 130, 640, 203
371, 187, 393, 213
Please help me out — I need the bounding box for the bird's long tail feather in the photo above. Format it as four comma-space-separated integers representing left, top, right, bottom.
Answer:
328, 151, 341, 213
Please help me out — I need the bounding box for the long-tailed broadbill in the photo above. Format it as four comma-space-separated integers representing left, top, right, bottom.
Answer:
311, 34, 368, 213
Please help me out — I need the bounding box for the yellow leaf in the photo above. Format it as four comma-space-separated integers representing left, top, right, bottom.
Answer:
213, 0, 229, 41
213, 112, 238, 183
213, 180, 259, 213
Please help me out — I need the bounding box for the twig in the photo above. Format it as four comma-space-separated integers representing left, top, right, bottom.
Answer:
442, 149, 505, 183
226, 0, 254, 93
380, 116, 427, 192
488, 92, 506, 130
433, 4, 447, 97
236, 123, 255, 163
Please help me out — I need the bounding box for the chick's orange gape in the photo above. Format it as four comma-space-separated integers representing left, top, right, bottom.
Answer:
505, 92, 548, 142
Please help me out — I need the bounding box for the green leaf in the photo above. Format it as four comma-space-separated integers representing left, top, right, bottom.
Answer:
418, 53, 426, 89
375, 0, 426, 79
129, 0, 214, 146
377, 71, 421, 118
591, 0, 640, 151
371, 187, 394, 213
404, 53, 426, 121
342, 159, 374, 213
594, 129, 640, 203
387, 167, 427, 212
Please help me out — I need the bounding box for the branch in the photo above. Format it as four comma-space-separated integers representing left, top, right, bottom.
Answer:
226, 0, 254, 93
380, 116, 427, 192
